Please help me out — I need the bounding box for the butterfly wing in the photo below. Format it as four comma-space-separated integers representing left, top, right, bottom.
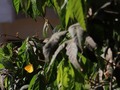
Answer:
24, 64, 34, 73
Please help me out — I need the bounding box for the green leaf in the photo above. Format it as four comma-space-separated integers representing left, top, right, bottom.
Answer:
21, 0, 30, 12
36, 0, 47, 16
53, 0, 61, 16
13, 0, 20, 13
74, 82, 84, 90
2, 43, 13, 56
65, 0, 86, 30
74, 0, 86, 30
28, 74, 37, 90
52, 0, 66, 27
65, 0, 74, 26
2, 60, 14, 70
31, 0, 40, 18
28, 74, 46, 90
4, 43, 13, 56
57, 59, 75, 90
18, 40, 27, 55
18, 40, 31, 67
4, 77, 8, 89
17, 39, 29, 68
0, 63, 4, 69
78, 53, 87, 64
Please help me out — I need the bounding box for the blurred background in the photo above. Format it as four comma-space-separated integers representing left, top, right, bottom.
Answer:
0, 0, 59, 43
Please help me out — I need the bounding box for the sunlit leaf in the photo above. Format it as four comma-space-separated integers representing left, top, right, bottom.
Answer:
68, 23, 84, 51
65, 0, 86, 30
74, 82, 84, 90
66, 38, 82, 72
65, 0, 74, 26
57, 59, 75, 90
0, 63, 5, 69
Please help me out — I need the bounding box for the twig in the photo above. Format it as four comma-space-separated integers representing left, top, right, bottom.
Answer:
0, 34, 23, 40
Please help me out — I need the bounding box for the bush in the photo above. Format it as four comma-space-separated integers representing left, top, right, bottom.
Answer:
0, 0, 120, 89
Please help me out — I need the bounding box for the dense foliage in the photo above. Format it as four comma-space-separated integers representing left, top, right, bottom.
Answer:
0, 0, 120, 89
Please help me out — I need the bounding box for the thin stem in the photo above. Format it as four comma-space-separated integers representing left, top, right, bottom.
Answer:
0, 34, 23, 40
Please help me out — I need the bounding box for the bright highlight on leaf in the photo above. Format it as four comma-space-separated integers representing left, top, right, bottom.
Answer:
24, 63, 34, 73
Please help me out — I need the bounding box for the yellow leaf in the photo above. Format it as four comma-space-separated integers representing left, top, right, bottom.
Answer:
24, 63, 34, 73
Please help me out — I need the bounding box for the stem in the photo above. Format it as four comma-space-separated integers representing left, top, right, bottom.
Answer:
0, 34, 23, 40
20, 85, 29, 90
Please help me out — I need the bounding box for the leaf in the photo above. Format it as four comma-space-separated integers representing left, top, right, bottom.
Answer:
49, 43, 66, 66
43, 19, 50, 38
0, 74, 5, 90
18, 40, 28, 67
45, 40, 68, 83
78, 53, 87, 65
74, 82, 84, 90
28, 74, 37, 90
57, 59, 75, 90
2, 60, 14, 70
74, 0, 86, 30
17, 38, 34, 69
21, 0, 30, 12
36, 0, 47, 16
65, 0, 86, 30
53, 0, 61, 16
2, 43, 13, 56
18, 40, 27, 56
68, 23, 84, 51
43, 31, 67, 62
85, 36, 97, 51
13, 0, 20, 13
65, 0, 74, 26
105, 48, 113, 62
46, 41, 67, 79
0, 64, 5, 69
28, 74, 46, 90
66, 38, 82, 72
31, 0, 40, 18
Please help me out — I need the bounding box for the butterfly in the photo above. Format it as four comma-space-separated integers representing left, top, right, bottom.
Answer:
24, 63, 34, 73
